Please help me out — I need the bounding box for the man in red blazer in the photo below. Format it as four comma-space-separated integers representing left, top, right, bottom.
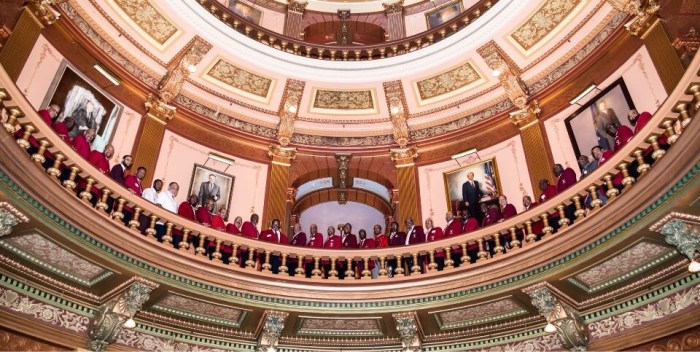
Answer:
481, 204, 502, 227
358, 229, 375, 248
499, 195, 517, 220
226, 216, 242, 234
388, 221, 406, 247
211, 207, 228, 231
304, 224, 324, 277
373, 224, 389, 248
53, 117, 74, 144
607, 123, 634, 152
424, 218, 444, 270
124, 167, 146, 197
289, 223, 307, 247
444, 212, 463, 237
87, 145, 113, 175
72, 128, 95, 159
538, 179, 558, 203
554, 164, 577, 193
404, 218, 425, 245
196, 198, 215, 227
324, 226, 342, 249
178, 194, 199, 221
341, 223, 358, 249
259, 219, 288, 244
241, 214, 260, 239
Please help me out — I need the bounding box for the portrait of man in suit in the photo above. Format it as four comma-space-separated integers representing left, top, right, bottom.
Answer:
198, 174, 221, 207
461, 172, 484, 222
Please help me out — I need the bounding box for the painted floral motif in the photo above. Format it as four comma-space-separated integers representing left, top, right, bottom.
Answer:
155, 293, 243, 323
574, 242, 672, 287
511, 0, 582, 50
480, 333, 563, 352
438, 298, 527, 328
416, 62, 481, 100
3, 233, 108, 284
588, 284, 700, 338
0, 286, 90, 334
313, 90, 374, 110
206, 59, 273, 99
298, 318, 382, 336
116, 329, 228, 351
113, 0, 178, 45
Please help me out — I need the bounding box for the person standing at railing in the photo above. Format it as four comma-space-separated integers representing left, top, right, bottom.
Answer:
72, 128, 95, 159
498, 195, 517, 220
259, 219, 288, 273
554, 164, 577, 193
142, 179, 163, 204
341, 223, 358, 249
237, 213, 260, 268
156, 182, 180, 245
196, 198, 215, 227
38, 104, 61, 126
286, 223, 307, 277
305, 224, 324, 277
424, 218, 444, 270
607, 122, 634, 152
374, 225, 388, 248
110, 155, 132, 186
124, 167, 145, 197
53, 116, 74, 144
226, 216, 243, 234
177, 194, 199, 221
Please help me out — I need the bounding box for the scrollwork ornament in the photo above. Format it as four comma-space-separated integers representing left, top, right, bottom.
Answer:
257, 311, 288, 352
0, 203, 29, 238
28, 0, 68, 26
524, 285, 589, 351
392, 312, 421, 352
659, 219, 700, 261
606, 0, 660, 36
88, 282, 155, 352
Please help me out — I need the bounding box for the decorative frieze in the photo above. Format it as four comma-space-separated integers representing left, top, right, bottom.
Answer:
277, 79, 305, 146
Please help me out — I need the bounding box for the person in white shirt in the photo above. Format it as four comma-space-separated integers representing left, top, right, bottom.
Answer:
156, 182, 179, 213
142, 179, 163, 204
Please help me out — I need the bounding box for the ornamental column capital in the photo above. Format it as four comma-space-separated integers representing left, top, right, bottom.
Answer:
268, 144, 297, 166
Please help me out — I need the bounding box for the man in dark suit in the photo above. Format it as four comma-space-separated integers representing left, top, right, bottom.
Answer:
198, 174, 221, 207
110, 155, 132, 186
461, 172, 484, 223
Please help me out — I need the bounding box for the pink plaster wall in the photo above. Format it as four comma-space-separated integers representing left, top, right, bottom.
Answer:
417, 135, 533, 229
543, 46, 667, 179
16, 35, 64, 110
153, 130, 268, 227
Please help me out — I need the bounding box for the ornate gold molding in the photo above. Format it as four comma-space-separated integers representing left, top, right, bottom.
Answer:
268, 144, 297, 166
606, 0, 660, 36
158, 36, 212, 104
510, 100, 541, 129
287, 0, 308, 14
384, 80, 410, 148
478, 41, 533, 122
277, 79, 305, 146
27, 0, 68, 26
144, 94, 176, 124
390, 146, 418, 167
383, 0, 404, 15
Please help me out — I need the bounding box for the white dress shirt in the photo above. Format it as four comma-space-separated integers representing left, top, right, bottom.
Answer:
142, 188, 158, 203
156, 191, 178, 213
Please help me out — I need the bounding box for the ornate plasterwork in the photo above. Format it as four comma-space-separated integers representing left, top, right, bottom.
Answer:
277, 79, 305, 146
110, 0, 179, 47
392, 312, 421, 352
297, 317, 383, 336
434, 298, 528, 329
258, 310, 288, 352
0, 233, 112, 286
588, 284, 700, 338
568, 241, 675, 293
476, 333, 563, 352
310, 89, 377, 115
414, 61, 484, 104
0, 286, 90, 334
510, 0, 584, 52
152, 293, 246, 327
0, 202, 28, 237
524, 284, 589, 351
204, 58, 274, 103
116, 329, 232, 352
158, 36, 212, 104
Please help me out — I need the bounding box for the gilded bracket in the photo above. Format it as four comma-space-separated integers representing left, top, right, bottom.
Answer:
392, 311, 422, 352
523, 283, 589, 351
650, 212, 700, 272
257, 310, 289, 352
0, 202, 29, 238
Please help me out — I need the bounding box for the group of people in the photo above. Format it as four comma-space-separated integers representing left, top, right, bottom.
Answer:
16, 103, 665, 278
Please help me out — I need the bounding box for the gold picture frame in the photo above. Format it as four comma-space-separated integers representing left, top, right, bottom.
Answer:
442, 158, 502, 214
425, 0, 464, 30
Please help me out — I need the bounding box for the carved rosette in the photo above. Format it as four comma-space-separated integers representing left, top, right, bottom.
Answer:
144, 94, 176, 123
88, 279, 158, 352
383, 0, 404, 15
523, 284, 589, 351
392, 312, 421, 352
287, 0, 308, 14
277, 79, 305, 146
606, 0, 660, 36
650, 213, 700, 263
158, 37, 212, 104
28, 0, 68, 26
257, 310, 289, 352
0, 202, 29, 237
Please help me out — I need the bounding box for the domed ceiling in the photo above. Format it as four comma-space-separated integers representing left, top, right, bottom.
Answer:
55, 0, 625, 147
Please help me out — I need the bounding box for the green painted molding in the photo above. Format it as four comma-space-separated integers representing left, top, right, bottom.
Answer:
0, 162, 697, 310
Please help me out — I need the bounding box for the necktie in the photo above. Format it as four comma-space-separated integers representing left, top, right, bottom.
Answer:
209, 183, 213, 192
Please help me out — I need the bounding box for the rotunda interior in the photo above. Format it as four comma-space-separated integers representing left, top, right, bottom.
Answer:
0, 0, 698, 351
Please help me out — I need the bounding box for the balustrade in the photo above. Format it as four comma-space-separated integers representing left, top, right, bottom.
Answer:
0, 60, 698, 283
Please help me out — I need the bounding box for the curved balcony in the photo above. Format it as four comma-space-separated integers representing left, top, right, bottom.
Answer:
0, 56, 698, 305
196, 0, 498, 61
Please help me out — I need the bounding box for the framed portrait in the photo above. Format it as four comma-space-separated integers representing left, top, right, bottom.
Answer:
42, 61, 122, 152
188, 164, 235, 213
443, 158, 502, 213
565, 78, 637, 159
228, 0, 263, 26
425, 0, 463, 30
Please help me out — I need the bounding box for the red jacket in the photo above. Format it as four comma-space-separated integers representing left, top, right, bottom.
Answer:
426, 227, 443, 242
539, 185, 558, 203
289, 232, 307, 246
444, 220, 462, 237
462, 218, 480, 233
324, 235, 342, 249
38, 109, 52, 126
614, 125, 634, 151
342, 233, 358, 248
226, 223, 241, 234
307, 233, 324, 248
87, 150, 110, 175
211, 215, 226, 230
405, 226, 426, 245
634, 112, 652, 134
388, 231, 406, 247
241, 221, 259, 239
195, 207, 213, 226
482, 207, 502, 227
557, 168, 577, 193
374, 234, 389, 248
259, 229, 288, 244
501, 204, 517, 220
72, 134, 91, 159
359, 237, 375, 249
124, 175, 143, 197
177, 202, 196, 221
52, 121, 71, 144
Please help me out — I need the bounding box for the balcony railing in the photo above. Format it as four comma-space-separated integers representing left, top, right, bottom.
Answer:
195, 0, 498, 61
0, 56, 698, 287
